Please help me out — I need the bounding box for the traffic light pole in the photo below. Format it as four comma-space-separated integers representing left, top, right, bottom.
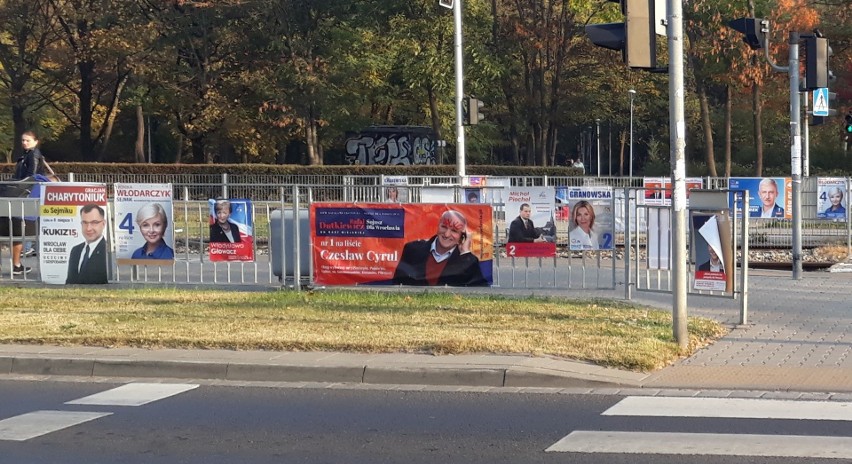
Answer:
453, 0, 466, 177
756, 30, 803, 280
668, 0, 688, 349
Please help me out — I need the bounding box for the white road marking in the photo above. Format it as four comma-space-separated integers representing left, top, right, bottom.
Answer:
65, 382, 199, 406
546, 431, 852, 458
0, 410, 111, 441
603, 396, 852, 421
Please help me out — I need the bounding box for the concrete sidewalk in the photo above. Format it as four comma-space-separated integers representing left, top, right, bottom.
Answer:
1, 269, 851, 394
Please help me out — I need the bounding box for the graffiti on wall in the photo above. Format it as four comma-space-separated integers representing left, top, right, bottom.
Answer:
345, 132, 437, 165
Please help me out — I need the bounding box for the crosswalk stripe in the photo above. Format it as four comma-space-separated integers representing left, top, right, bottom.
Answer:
65, 382, 199, 407
603, 396, 852, 421
546, 431, 852, 458
0, 411, 112, 441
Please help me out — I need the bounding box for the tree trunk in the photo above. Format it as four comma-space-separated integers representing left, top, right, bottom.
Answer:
752, 83, 763, 176
619, 129, 627, 176
427, 85, 442, 141
698, 85, 717, 176
190, 134, 206, 164
725, 85, 732, 177
134, 105, 145, 163
97, 72, 129, 161
78, 61, 96, 161
11, 104, 26, 163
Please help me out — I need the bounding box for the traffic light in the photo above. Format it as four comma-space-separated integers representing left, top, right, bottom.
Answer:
804, 35, 833, 90
584, 0, 660, 69
463, 97, 485, 126
727, 18, 767, 50
468, 97, 485, 125
845, 111, 852, 136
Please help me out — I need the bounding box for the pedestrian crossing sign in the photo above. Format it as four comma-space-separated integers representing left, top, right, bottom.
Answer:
813, 88, 829, 117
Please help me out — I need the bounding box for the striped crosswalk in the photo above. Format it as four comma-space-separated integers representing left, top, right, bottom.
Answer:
0, 382, 197, 441
547, 396, 852, 459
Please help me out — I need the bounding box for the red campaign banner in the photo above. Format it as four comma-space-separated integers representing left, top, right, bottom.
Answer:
311, 203, 493, 287
506, 241, 556, 258
209, 237, 254, 262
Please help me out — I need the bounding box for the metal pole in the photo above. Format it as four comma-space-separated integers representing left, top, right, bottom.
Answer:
454, 0, 466, 177
790, 32, 803, 280
802, 91, 810, 177
629, 89, 636, 178
595, 119, 601, 177
668, 0, 688, 349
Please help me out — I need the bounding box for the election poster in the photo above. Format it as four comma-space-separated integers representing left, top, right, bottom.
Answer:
817, 177, 847, 220
113, 183, 175, 265
208, 198, 254, 262
39, 183, 109, 285
311, 203, 493, 287
556, 186, 615, 251
381, 175, 409, 203
729, 177, 792, 219
641, 177, 704, 206
504, 186, 556, 258
692, 213, 734, 292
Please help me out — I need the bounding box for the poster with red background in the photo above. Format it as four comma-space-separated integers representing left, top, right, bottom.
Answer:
311, 203, 493, 286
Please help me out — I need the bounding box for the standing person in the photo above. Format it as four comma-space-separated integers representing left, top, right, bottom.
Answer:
7, 131, 53, 274
66, 204, 108, 284
392, 210, 487, 287
131, 203, 175, 259
569, 200, 600, 250
14, 131, 53, 180
824, 187, 846, 218
508, 203, 545, 243
209, 199, 242, 243
751, 178, 785, 218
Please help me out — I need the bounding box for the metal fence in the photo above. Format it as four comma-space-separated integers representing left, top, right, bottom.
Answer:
0, 174, 848, 295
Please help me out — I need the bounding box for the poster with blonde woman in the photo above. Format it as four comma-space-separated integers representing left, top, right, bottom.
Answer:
114, 183, 175, 265
817, 178, 847, 220
558, 186, 614, 251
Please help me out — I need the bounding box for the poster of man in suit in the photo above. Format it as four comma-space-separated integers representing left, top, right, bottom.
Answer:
505, 187, 555, 257
38, 183, 109, 285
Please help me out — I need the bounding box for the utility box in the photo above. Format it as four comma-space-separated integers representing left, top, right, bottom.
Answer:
270, 209, 311, 282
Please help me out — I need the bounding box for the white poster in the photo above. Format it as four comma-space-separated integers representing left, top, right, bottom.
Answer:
557, 186, 615, 251
39, 183, 109, 285
420, 187, 455, 203
114, 183, 175, 265
381, 176, 409, 203
648, 208, 671, 270
817, 177, 847, 220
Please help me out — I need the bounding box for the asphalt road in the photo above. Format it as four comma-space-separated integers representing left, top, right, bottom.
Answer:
1, 378, 852, 464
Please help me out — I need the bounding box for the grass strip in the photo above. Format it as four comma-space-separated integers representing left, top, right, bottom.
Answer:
0, 287, 726, 372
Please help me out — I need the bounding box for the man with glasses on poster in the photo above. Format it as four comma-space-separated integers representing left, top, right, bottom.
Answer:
66, 204, 108, 284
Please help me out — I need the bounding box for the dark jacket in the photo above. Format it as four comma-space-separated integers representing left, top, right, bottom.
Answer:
392, 236, 487, 287
66, 239, 108, 284
13, 148, 45, 180
210, 221, 242, 243
508, 216, 541, 243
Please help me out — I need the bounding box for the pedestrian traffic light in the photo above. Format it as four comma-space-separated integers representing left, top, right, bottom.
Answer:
804, 35, 833, 90
727, 18, 767, 50
584, 0, 660, 69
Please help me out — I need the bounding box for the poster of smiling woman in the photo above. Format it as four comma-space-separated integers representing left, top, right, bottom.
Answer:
114, 183, 175, 265
208, 198, 254, 261
817, 178, 847, 220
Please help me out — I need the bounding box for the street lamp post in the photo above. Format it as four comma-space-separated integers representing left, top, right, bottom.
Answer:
595, 118, 601, 177
628, 89, 636, 178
